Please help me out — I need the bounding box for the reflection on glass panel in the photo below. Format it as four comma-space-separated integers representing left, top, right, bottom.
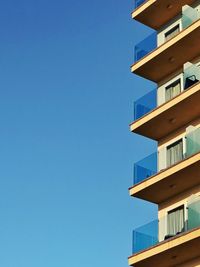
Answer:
134, 89, 157, 120
134, 0, 146, 9
188, 199, 200, 230
182, 5, 200, 29
134, 152, 157, 185
132, 220, 158, 254
134, 32, 157, 62
186, 128, 200, 157
184, 63, 200, 89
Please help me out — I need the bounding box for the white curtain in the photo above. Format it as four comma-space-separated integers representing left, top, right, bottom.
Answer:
167, 140, 183, 167
166, 81, 181, 102
167, 207, 185, 236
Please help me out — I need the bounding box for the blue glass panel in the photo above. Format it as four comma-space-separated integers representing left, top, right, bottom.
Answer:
132, 220, 158, 254
134, 32, 157, 62
134, 0, 146, 9
134, 152, 157, 185
134, 89, 157, 120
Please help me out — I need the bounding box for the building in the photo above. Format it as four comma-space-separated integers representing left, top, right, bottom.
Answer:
128, 1, 200, 266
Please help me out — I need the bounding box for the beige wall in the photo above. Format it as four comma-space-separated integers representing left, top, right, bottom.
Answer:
157, 16, 182, 46
157, 73, 183, 106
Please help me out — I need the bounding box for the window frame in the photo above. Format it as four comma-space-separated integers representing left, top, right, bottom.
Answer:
167, 204, 186, 235
164, 24, 180, 41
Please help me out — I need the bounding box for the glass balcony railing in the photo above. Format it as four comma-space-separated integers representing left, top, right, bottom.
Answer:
134, 0, 146, 9
134, 89, 157, 120
132, 220, 158, 254
182, 5, 200, 29
133, 62, 200, 122
134, 5, 200, 63
134, 152, 157, 185
132, 200, 200, 254
134, 32, 157, 62
186, 127, 200, 158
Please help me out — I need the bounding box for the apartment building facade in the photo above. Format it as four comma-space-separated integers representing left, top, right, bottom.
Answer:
129, 1, 200, 266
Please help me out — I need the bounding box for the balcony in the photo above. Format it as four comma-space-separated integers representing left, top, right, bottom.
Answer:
131, 81, 200, 140
132, 0, 197, 30
129, 201, 200, 266
132, 7, 200, 82
133, 62, 200, 121
130, 127, 200, 203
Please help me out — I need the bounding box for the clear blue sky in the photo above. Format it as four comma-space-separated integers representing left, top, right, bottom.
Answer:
0, 1, 157, 266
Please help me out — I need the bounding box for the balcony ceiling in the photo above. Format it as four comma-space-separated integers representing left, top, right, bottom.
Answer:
132, 0, 197, 30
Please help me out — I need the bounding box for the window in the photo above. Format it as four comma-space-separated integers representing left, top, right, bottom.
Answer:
165, 24, 180, 41
165, 79, 181, 102
166, 205, 185, 239
167, 139, 183, 167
